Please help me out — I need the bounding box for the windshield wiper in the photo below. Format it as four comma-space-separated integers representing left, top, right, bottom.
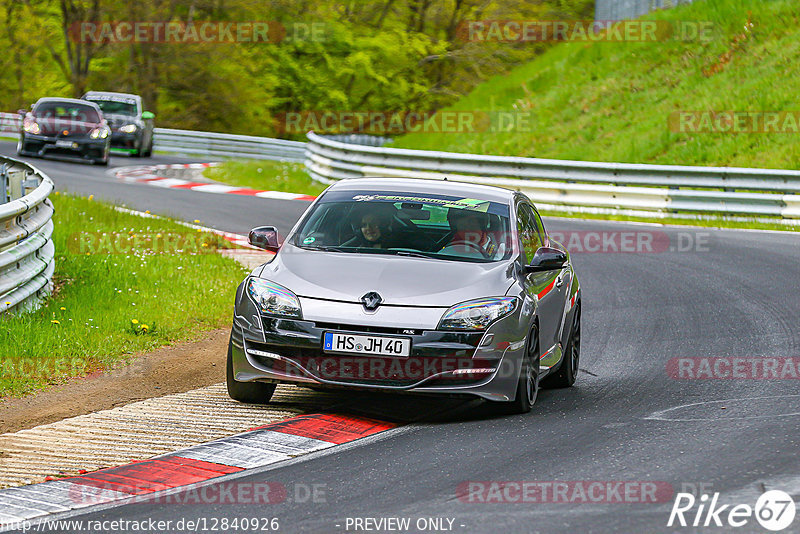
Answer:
300, 245, 349, 253
383, 250, 438, 259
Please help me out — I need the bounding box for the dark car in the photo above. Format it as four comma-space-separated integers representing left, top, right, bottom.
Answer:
17, 98, 110, 165
82, 91, 154, 157
227, 178, 582, 414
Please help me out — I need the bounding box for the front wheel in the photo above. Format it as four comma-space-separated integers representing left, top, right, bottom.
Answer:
492, 325, 539, 414
226, 334, 276, 404
542, 303, 580, 388
142, 136, 153, 157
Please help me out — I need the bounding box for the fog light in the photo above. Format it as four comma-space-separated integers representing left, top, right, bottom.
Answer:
451, 368, 496, 375
247, 348, 283, 360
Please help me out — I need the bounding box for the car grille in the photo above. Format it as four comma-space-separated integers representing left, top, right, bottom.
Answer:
313, 322, 423, 336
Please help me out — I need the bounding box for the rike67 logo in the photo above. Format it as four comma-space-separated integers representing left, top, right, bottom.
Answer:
668, 490, 796, 531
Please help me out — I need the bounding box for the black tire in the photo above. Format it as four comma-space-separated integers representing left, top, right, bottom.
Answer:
542, 303, 581, 388
492, 325, 539, 415
17, 137, 33, 157
93, 157, 109, 166
226, 334, 276, 404
143, 137, 153, 157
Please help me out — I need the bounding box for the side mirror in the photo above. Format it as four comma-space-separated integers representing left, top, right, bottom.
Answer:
248, 226, 280, 252
524, 246, 567, 273
141, 111, 155, 120
17, 109, 26, 115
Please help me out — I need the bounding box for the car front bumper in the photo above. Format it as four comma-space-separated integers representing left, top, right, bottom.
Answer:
110, 131, 142, 151
230, 286, 527, 402
21, 134, 107, 158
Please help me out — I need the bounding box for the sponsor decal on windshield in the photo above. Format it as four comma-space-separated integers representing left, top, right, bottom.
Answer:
351, 194, 490, 212
87, 95, 137, 104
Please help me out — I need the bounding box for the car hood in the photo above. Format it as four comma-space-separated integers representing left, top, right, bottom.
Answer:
33, 119, 100, 136
258, 244, 515, 307
104, 114, 139, 128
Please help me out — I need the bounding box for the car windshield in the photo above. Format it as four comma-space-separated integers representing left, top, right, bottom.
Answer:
293, 190, 513, 263
33, 102, 100, 123
86, 99, 137, 116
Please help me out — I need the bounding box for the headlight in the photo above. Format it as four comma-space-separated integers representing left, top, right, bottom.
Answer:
90, 127, 109, 139
438, 297, 517, 331
247, 278, 302, 318
22, 119, 40, 134
119, 124, 137, 133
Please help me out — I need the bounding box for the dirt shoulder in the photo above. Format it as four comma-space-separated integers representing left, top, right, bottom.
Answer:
0, 329, 228, 434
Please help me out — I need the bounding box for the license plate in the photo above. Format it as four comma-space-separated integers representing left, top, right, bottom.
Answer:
323, 332, 411, 357
55, 140, 75, 148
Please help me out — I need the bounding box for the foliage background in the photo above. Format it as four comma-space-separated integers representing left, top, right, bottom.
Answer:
0, 0, 592, 137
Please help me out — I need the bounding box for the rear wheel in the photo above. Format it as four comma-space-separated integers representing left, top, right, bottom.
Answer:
542, 303, 581, 388
226, 334, 276, 404
493, 325, 539, 414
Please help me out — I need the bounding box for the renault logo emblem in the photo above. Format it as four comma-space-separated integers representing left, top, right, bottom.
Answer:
361, 291, 383, 311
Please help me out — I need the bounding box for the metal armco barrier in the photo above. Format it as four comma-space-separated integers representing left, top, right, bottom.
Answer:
0, 112, 306, 162
305, 132, 800, 220
4, 109, 800, 220
595, 0, 695, 22
152, 128, 306, 162
0, 158, 55, 313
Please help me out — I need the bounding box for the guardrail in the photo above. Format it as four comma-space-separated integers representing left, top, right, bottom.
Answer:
153, 128, 306, 162
4, 108, 800, 220
305, 132, 800, 220
0, 157, 55, 313
0, 112, 306, 162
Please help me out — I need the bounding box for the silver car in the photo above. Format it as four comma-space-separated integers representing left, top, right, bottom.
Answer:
227, 178, 581, 413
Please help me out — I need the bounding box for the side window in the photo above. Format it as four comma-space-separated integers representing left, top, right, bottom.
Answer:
529, 206, 546, 247
516, 204, 542, 263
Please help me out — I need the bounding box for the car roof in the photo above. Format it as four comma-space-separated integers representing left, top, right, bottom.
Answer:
35, 97, 101, 110
83, 91, 141, 101
326, 177, 516, 204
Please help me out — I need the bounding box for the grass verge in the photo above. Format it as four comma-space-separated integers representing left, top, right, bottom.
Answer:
204, 160, 327, 196
393, 0, 800, 170
537, 209, 799, 232
0, 193, 250, 398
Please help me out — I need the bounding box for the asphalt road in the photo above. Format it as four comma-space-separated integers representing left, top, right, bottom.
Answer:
6, 144, 800, 533
0, 141, 307, 236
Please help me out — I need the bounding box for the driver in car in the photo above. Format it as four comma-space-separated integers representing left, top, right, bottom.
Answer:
444, 209, 498, 257
343, 211, 395, 249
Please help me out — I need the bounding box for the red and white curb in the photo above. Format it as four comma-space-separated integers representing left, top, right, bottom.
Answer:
114, 163, 316, 201
0, 413, 396, 526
